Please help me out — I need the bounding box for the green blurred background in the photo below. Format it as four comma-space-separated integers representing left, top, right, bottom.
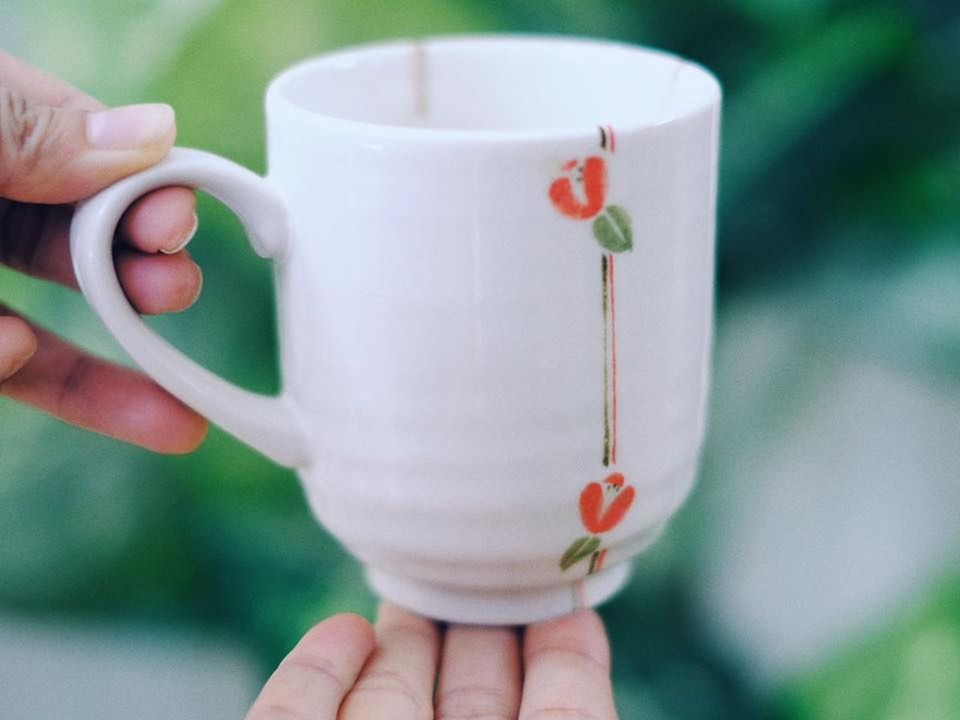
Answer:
1, 1, 958, 718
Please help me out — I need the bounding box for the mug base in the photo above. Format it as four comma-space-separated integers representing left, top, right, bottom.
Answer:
365, 561, 632, 625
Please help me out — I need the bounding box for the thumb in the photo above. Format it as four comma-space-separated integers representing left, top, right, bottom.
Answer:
0, 87, 175, 204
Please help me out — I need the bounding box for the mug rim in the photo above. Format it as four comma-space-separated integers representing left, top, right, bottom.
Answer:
265, 34, 722, 143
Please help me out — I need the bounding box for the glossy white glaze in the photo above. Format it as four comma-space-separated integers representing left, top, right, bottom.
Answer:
71, 36, 720, 623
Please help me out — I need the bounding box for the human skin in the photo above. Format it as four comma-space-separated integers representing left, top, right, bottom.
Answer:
0, 50, 206, 452
247, 602, 619, 720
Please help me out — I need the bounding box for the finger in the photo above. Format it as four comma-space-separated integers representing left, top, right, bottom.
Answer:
0, 50, 102, 111
339, 602, 442, 720
0, 55, 196, 253
0, 309, 207, 453
115, 249, 202, 315
119, 186, 198, 255
0, 199, 75, 285
0, 86, 175, 203
0, 314, 38, 381
1, 53, 197, 254
245, 614, 376, 720
436, 624, 522, 720
519, 610, 618, 720
0, 200, 202, 314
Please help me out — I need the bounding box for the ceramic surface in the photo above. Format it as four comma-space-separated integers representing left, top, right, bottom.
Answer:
71, 36, 721, 624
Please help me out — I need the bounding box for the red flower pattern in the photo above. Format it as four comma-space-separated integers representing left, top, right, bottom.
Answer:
551, 129, 638, 579
548, 156, 608, 220
578, 472, 635, 534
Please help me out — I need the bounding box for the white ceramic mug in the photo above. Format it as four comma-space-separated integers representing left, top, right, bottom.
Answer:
71, 36, 721, 624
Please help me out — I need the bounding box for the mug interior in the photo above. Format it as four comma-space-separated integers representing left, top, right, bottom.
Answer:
271, 36, 719, 134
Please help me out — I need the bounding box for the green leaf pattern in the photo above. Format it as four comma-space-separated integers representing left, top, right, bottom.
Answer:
593, 205, 633, 253
559, 535, 601, 571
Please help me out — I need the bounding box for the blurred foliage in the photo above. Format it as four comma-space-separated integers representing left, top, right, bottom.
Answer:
1, 0, 959, 718
781, 575, 960, 720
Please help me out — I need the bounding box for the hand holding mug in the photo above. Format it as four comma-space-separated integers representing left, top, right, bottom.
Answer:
0, 50, 206, 452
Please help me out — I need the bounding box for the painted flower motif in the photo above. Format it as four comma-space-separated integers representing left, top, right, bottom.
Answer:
579, 472, 636, 534
559, 473, 637, 573
549, 156, 608, 220
551, 128, 638, 578
549, 156, 633, 253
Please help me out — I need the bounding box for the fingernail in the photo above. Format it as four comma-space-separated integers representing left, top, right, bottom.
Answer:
86, 103, 175, 150
160, 212, 198, 255
0, 325, 37, 381
11, 343, 37, 374
188, 262, 204, 307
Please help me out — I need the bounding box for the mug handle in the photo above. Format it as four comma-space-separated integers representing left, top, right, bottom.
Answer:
70, 147, 310, 468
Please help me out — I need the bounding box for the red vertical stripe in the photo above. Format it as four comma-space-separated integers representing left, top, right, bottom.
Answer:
610, 254, 618, 465
608, 125, 616, 153
601, 254, 610, 467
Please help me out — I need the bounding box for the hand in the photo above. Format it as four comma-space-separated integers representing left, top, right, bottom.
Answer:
246, 602, 619, 720
0, 51, 207, 452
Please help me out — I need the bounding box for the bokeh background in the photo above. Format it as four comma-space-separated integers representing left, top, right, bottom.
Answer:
2, 1, 959, 718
